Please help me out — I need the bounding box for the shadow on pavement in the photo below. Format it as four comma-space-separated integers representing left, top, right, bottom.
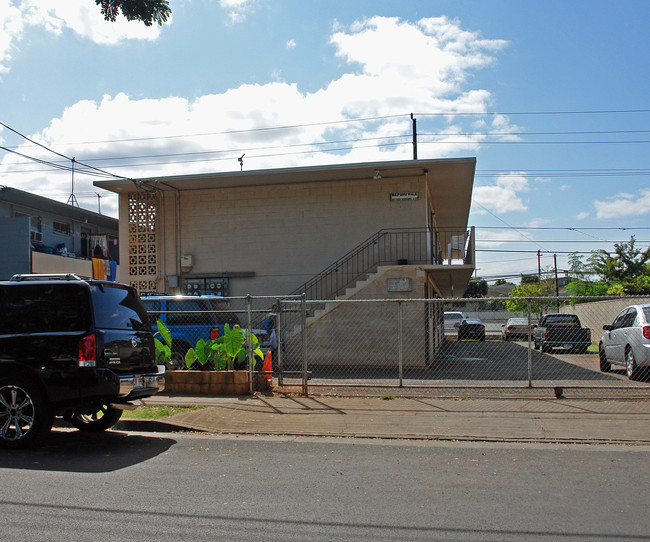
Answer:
0, 430, 176, 473
283, 340, 630, 383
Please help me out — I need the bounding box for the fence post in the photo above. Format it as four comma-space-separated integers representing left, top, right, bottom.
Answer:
527, 299, 533, 388
398, 300, 404, 387
301, 293, 308, 396
247, 294, 254, 395
277, 299, 283, 387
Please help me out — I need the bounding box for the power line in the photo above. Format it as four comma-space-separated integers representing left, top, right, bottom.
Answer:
4, 108, 650, 150
476, 226, 650, 230
0, 120, 131, 181
417, 108, 650, 116
479, 239, 650, 243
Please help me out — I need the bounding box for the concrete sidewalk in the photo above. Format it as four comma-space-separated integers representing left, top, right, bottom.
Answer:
130, 394, 650, 444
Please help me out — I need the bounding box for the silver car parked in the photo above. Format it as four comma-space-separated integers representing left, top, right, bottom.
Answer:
599, 304, 650, 379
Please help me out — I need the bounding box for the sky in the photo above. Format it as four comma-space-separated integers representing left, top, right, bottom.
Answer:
1, 0, 649, 283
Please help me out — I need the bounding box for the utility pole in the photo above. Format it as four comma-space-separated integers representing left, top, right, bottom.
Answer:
537, 250, 541, 281
410, 113, 417, 160
554, 253, 560, 310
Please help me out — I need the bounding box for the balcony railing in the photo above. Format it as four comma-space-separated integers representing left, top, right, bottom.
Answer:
291, 227, 474, 302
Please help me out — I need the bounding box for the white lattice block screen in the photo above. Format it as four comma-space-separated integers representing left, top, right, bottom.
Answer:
127, 192, 159, 293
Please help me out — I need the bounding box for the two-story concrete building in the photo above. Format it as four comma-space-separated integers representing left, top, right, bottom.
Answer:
0, 186, 119, 280
96, 158, 476, 297
96, 158, 476, 366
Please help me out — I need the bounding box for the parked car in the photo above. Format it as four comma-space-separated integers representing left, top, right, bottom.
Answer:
457, 318, 485, 341
533, 313, 591, 354
444, 311, 467, 333
141, 295, 271, 369
501, 318, 536, 341
599, 304, 650, 379
0, 273, 165, 448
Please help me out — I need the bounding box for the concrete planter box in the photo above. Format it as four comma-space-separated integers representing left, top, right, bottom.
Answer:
164, 370, 270, 395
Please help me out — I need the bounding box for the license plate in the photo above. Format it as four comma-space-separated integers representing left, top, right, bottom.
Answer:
133, 376, 144, 389
563, 344, 572, 350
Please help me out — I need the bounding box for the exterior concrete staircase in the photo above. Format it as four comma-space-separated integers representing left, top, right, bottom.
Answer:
305, 266, 393, 327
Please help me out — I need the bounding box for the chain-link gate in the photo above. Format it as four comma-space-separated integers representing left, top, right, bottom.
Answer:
146, 294, 650, 397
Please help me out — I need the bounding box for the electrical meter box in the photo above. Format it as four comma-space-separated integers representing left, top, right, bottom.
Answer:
183, 276, 229, 296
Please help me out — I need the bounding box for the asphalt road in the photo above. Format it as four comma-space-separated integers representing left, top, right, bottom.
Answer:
1, 430, 648, 541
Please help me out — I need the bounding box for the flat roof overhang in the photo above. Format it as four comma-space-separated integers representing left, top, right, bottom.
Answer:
94, 158, 476, 231
424, 265, 475, 298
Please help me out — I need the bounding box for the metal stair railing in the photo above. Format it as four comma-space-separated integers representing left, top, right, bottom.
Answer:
290, 228, 434, 302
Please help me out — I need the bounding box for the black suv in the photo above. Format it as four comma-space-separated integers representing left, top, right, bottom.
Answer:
0, 274, 165, 447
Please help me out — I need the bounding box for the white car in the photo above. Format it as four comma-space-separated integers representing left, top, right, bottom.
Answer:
444, 311, 466, 333
599, 304, 650, 379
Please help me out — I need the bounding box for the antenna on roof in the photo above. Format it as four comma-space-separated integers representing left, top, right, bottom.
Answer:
238, 153, 245, 171
67, 157, 79, 207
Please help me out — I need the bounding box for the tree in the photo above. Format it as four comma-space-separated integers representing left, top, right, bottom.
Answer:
464, 278, 488, 298
591, 236, 650, 295
503, 281, 555, 319
95, 0, 171, 26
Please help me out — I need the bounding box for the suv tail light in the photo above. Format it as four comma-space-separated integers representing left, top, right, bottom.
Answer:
210, 327, 220, 340
643, 325, 650, 340
78, 333, 96, 367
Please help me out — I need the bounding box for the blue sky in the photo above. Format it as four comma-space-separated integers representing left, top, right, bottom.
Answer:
1, 0, 649, 282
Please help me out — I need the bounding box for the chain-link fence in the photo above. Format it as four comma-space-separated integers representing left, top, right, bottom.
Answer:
146, 294, 650, 397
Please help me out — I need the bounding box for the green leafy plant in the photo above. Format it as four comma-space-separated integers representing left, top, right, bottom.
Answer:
153, 319, 173, 367
185, 324, 264, 371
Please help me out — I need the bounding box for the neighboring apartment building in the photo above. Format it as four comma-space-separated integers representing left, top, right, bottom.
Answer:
0, 186, 119, 280
96, 158, 477, 364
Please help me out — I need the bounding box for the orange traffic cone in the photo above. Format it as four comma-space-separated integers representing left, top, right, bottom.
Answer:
261, 350, 273, 381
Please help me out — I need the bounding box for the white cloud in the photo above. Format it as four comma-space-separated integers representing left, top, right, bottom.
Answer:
0, 0, 26, 74
594, 188, 650, 219
219, 0, 255, 23
472, 173, 529, 214
286, 39, 296, 49
576, 211, 589, 220
0, 15, 513, 217
0, 0, 163, 73
526, 217, 550, 228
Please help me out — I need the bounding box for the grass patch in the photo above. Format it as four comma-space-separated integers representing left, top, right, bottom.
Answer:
381, 395, 394, 401
588, 343, 599, 353
122, 405, 206, 419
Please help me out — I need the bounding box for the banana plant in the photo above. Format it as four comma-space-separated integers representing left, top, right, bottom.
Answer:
185, 324, 264, 370
153, 319, 173, 367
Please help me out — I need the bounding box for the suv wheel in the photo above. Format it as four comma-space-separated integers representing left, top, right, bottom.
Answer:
0, 378, 53, 448
71, 404, 122, 432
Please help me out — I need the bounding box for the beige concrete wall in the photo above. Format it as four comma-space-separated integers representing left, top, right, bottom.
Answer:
297, 266, 430, 366
158, 176, 428, 296
32, 251, 92, 276
31, 251, 124, 281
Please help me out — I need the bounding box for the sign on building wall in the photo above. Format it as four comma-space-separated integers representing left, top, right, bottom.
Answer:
387, 278, 413, 292
390, 192, 419, 201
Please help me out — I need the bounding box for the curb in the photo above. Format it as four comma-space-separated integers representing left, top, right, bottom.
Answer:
114, 419, 206, 433
113, 419, 650, 445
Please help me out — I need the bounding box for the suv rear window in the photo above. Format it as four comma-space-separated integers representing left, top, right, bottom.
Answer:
0, 283, 90, 334
90, 284, 151, 331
